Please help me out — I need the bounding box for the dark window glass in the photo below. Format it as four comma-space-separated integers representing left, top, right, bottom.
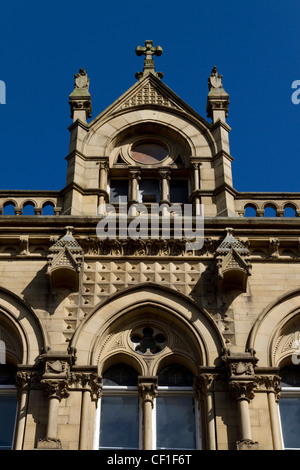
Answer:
156, 396, 196, 450
170, 180, 189, 204
103, 364, 138, 386
99, 395, 139, 449
280, 365, 300, 387
158, 365, 194, 386
279, 398, 300, 448
0, 364, 16, 385
110, 180, 128, 203
139, 179, 160, 203
0, 395, 17, 450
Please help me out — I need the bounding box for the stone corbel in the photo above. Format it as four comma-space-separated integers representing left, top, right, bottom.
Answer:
47, 227, 83, 291
215, 228, 251, 292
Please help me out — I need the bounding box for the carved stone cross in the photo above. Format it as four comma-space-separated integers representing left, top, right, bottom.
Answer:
135, 40, 163, 79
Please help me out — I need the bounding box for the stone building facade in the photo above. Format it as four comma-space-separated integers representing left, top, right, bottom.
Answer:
1, 41, 300, 451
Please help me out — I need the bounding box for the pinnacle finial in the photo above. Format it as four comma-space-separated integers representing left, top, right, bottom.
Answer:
135, 40, 163, 80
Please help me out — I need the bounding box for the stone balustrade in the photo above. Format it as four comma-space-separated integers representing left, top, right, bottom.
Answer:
0, 191, 63, 215
235, 192, 300, 217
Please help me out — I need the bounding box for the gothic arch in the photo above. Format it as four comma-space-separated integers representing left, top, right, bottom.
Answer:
247, 288, 300, 367
70, 284, 225, 370
0, 286, 47, 365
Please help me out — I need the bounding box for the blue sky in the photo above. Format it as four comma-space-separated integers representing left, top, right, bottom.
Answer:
0, 0, 299, 192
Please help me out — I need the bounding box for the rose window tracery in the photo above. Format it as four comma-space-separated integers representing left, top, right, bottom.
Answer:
130, 327, 166, 354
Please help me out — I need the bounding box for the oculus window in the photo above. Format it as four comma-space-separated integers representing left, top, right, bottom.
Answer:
131, 142, 168, 165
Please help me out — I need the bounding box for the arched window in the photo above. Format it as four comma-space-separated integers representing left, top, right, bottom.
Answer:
279, 364, 300, 449
97, 364, 139, 450
155, 364, 199, 450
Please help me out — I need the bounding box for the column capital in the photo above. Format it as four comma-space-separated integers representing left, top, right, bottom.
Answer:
41, 378, 70, 401
138, 376, 158, 407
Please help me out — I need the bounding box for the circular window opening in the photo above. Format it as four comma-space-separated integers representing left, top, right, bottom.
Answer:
131, 141, 168, 164
131, 327, 166, 354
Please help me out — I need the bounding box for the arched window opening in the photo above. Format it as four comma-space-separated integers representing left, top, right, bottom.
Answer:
2, 203, 15, 215
284, 206, 296, 217
279, 364, 300, 449
42, 203, 55, 215
244, 205, 256, 217
22, 202, 35, 215
264, 206, 277, 217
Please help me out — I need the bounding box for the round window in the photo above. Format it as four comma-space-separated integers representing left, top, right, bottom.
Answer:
131, 141, 168, 164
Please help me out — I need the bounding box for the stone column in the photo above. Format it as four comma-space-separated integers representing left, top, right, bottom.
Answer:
138, 377, 158, 450
254, 372, 282, 450
37, 353, 74, 450
195, 373, 217, 450
128, 168, 141, 216
158, 169, 171, 217
38, 379, 69, 449
98, 161, 109, 215
78, 373, 102, 450
190, 161, 201, 216
223, 351, 259, 450
15, 370, 38, 450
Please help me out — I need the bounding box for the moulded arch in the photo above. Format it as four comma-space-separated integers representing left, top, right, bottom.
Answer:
82, 108, 216, 159
247, 288, 300, 367
70, 284, 225, 370
100, 352, 144, 377
0, 286, 47, 364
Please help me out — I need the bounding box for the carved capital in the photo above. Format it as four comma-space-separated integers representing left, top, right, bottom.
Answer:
41, 379, 69, 401
229, 380, 255, 402
68, 371, 102, 401
138, 377, 158, 407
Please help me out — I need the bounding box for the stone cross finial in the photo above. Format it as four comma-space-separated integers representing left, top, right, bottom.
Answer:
135, 40, 163, 80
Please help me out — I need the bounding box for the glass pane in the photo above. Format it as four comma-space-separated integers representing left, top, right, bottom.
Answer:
138, 179, 160, 203
158, 365, 194, 386
280, 365, 300, 387
99, 396, 139, 449
156, 396, 196, 449
102, 364, 138, 386
0, 395, 17, 450
279, 398, 300, 448
110, 180, 128, 203
170, 180, 189, 204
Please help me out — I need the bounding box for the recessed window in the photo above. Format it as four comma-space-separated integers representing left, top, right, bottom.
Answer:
0, 363, 17, 450
131, 142, 168, 164
279, 364, 300, 449
131, 327, 166, 355
110, 179, 128, 203
98, 364, 139, 450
